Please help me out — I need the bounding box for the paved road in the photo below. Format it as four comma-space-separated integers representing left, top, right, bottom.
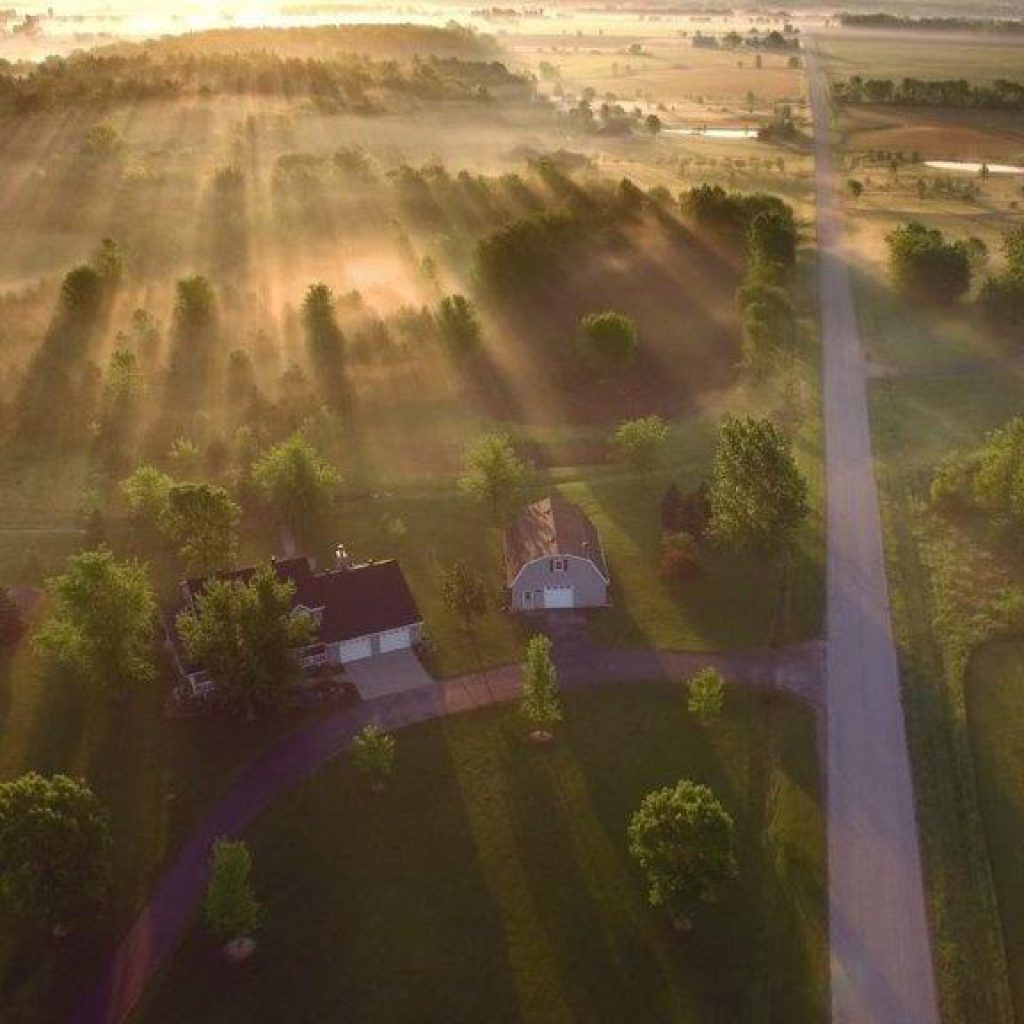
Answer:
70, 640, 820, 1024
808, 54, 941, 1024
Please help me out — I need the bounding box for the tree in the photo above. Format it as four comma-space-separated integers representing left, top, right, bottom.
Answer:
204, 839, 263, 952
748, 208, 797, 268
121, 464, 174, 525
886, 221, 971, 304
627, 779, 736, 926
435, 294, 481, 355
660, 531, 702, 582
579, 311, 639, 371
441, 560, 488, 631
253, 434, 340, 544
687, 667, 725, 721
0, 589, 25, 649
847, 178, 864, 200
351, 724, 397, 790
0, 772, 111, 930
520, 634, 562, 740
459, 432, 528, 519
35, 549, 156, 696
302, 283, 345, 365
645, 113, 662, 135
177, 566, 312, 719
709, 416, 808, 556
161, 482, 240, 576
613, 416, 669, 470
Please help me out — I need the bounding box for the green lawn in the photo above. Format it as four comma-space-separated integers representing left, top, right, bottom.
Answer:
137, 682, 827, 1024
966, 640, 1024, 1024
0, 641, 337, 1024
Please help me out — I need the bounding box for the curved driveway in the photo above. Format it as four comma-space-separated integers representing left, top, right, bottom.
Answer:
70, 641, 820, 1024
808, 52, 940, 1024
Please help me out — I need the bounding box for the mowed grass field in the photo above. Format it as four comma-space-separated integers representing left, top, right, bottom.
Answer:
136, 682, 827, 1024
966, 641, 1024, 1023
0, 640, 329, 1024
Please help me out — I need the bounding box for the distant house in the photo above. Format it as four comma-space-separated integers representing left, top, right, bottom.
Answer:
504, 495, 611, 612
167, 549, 424, 696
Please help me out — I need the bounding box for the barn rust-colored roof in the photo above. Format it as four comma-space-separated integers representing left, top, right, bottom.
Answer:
504, 495, 609, 585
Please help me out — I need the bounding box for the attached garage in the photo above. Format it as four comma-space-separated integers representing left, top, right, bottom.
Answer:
544, 586, 575, 610
379, 627, 413, 653
336, 636, 373, 663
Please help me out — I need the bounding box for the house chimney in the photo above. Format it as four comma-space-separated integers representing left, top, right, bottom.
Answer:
335, 544, 352, 571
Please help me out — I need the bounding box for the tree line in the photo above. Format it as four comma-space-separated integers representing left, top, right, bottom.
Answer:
832, 75, 1024, 111
888, 222, 1024, 337
0, 51, 530, 115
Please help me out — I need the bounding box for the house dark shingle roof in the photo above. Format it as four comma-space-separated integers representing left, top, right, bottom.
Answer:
181, 556, 421, 645
504, 495, 609, 584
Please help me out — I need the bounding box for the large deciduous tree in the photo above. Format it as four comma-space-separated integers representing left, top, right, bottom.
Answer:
253, 434, 340, 544
708, 416, 808, 556
176, 566, 312, 719
161, 482, 240, 576
612, 416, 669, 470
627, 779, 736, 927
35, 549, 156, 695
459, 432, 528, 519
886, 221, 971, 304
0, 772, 111, 931
441, 560, 488, 631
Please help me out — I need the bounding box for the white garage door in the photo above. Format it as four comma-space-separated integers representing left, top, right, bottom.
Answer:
337, 636, 373, 663
544, 587, 575, 609
379, 627, 412, 654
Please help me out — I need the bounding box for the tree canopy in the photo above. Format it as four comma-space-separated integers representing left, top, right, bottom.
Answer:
627, 779, 737, 922
176, 566, 312, 718
612, 416, 669, 470
351, 724, 397, 787
709, 416, 808, 556
887, 221, 971, 304
459, 432, 528, 519
0, 772, 111, 929
204, 839, 263, 944
161, 482, 241, 576
35, 548, 156, 695
579, 311, 639, 371
520, 633, 562, 736
253, 434, 340, 543
441, 560, 488, 630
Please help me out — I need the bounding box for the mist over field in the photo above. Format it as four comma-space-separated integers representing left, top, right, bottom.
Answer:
1, 4, 1023, 1024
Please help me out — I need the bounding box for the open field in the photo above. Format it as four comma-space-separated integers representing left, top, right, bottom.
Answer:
136, 682, 827, 1024
816, 29, 1024, 84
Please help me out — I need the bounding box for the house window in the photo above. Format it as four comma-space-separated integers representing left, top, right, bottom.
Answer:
550, 558, 567, 572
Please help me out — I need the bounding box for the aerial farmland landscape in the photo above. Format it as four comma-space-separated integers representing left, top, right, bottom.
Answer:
0, 2, 1021, 1023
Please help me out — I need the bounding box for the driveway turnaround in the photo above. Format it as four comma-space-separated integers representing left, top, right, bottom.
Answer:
69, 641, 820, 1024
809, 53, 940, 1024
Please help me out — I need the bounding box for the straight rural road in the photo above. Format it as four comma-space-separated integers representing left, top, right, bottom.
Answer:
70, 641, 819, 1024
808, 53, 941, 1024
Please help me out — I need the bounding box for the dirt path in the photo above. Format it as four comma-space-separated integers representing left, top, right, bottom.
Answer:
808, 53, 941, 1024
69, 640, 820, 1024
